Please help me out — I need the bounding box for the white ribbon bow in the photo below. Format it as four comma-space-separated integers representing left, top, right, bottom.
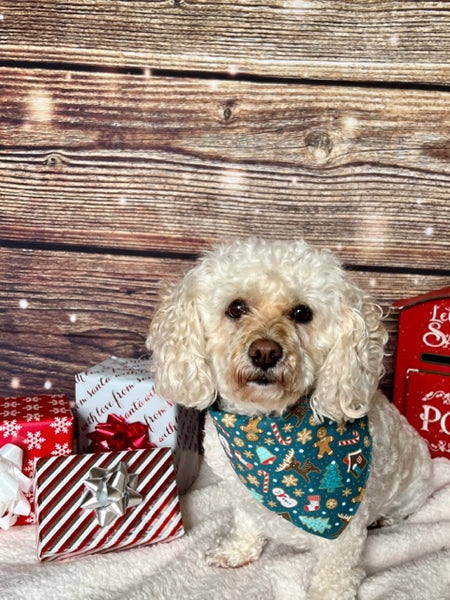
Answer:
0, 444, 32, 530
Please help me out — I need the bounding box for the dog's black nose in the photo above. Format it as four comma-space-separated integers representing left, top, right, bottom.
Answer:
248, 339, 283, 371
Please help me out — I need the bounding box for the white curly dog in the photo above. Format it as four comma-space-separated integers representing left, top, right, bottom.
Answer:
148, 238, 431, 600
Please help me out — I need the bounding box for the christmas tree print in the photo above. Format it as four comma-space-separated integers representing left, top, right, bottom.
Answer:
300, 515, 331, 534
319, 461, 343, 492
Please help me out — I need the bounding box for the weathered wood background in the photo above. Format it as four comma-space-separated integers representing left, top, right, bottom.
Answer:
1, 1, 449, 399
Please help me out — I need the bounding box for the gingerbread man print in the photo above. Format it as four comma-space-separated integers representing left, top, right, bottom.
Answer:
313, 426, 334, 459
240, 416, 264, 441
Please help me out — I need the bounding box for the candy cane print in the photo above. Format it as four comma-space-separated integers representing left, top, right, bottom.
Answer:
257, 469, 270, 493
338, 431, 360, 446
270, 422, 292, 446
214, 420, 230, 438
218, 434, 233, 458
234, 450, 253, 470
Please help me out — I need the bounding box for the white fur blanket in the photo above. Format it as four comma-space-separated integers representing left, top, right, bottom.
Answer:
1, 458, 450, 600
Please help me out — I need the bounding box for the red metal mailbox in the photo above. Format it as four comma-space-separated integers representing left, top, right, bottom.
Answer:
393, 286, 450, 458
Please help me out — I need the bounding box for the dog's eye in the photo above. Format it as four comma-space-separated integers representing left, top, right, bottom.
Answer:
290, 304, 313, 324
226, 299, 249, 319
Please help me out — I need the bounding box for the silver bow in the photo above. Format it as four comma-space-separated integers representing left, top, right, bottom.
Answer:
80, 461, 143, 527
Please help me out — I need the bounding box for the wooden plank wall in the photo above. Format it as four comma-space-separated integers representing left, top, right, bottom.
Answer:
1, 1, 449, 400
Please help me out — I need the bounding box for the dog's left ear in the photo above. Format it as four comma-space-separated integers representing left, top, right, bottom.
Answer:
310, 285, 388, 422
146, 268, 216, 410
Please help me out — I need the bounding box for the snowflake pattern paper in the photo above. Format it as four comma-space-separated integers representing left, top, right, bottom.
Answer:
209, 399, 372, 539
0, 394, 74, 525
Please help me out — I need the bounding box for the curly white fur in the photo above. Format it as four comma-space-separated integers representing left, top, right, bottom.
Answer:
147, 238, 432, 600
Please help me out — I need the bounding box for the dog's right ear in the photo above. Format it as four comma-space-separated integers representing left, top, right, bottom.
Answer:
146, 270, 215, 410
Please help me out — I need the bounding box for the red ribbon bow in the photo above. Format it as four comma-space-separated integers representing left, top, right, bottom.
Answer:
87, 414, 155, 453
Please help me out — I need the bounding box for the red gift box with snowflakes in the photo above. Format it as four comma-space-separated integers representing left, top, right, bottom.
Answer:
34, 447, 184, 561
0, 394, 74, 525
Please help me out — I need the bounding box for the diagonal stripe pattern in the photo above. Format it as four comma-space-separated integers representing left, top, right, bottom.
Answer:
34, 448, 184, 561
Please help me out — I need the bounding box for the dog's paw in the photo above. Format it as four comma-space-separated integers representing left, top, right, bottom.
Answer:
308, 590, 356, 600
308, 585, 357, 600
307, 566, 364, 600
205, 532, 266, 569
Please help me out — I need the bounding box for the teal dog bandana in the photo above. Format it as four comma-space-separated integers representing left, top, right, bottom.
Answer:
209, 399, 372, 539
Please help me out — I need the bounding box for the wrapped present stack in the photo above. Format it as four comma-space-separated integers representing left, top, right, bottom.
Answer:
0, 356, 201, 562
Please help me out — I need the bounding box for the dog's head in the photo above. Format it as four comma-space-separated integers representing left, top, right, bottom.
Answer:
147, 239, 387, 422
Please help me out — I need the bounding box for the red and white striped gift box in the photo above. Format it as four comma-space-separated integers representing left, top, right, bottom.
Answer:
34, 448, 184, 561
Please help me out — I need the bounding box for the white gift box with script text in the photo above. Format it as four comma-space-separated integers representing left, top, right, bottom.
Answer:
74, 357, 200, 493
